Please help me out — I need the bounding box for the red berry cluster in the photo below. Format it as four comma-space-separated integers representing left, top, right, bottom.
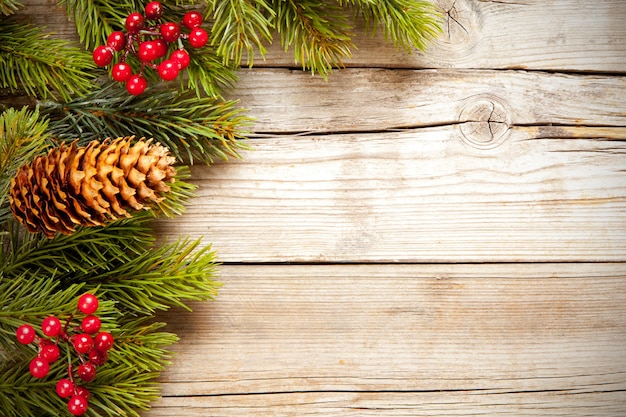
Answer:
15, 293, 114, 416
92, 1, 208, 95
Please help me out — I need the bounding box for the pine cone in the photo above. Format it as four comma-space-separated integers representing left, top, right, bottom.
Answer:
9, 136, 177, 238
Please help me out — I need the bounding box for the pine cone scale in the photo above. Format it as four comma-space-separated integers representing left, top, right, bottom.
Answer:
9, 136, 177, 237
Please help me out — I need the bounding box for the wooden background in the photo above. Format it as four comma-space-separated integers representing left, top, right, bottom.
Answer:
19, 0, 626, 415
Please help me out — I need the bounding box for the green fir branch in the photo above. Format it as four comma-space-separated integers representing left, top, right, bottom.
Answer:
344, 0, 443, 52
207, 0, 275, 66
272, 0, 355, 77
39, 83, 252, 165
0, 216, 155, 280
0, 0, 21, 16
59, 0, 145, 50
184, 46, 240, 98
0, 20, 97, 101
88, 238, 220, 316
1, 213, 219, 317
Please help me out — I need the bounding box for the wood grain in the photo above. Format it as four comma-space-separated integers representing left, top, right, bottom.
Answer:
153, 124, 626, 263
148, 263, 626, 416
153, 68, 626, 263
229, 68, 626, 134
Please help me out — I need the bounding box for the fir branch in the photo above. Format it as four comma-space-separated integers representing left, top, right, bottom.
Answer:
153, 166, 197, 218
272, 0, 355, 77
59, 0, 145, 50
81, 237, 220, 316
0, 20, 97, 101
184, 46, 240, 98
345, 0, 443, 52
0, 216, 155, 280
0, 0, 21, 16
1, 214, 219, 316
107, 318, 177, 374
207, 0, 275, 66
0, 274, 119, 359
0, 360, 62, 417
0, 107, 50, 225
39, 83, 252, 165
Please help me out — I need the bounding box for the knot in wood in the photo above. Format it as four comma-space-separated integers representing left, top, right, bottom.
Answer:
459, 97, 510, 149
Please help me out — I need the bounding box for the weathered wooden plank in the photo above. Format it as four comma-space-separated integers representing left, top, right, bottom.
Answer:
15, 0, 626, 72
230, 68, 626, 134
154, 124, 626, 263
146, 263, 626, 416
149, 391, 626, 417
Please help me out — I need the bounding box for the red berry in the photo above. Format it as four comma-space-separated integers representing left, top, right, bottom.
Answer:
160, 22, 180, 43
77, 293, 98, 314
56, 378, 75, 398
94, 331, 114, 351
68, 395, 88, 416
41, 316, 62, 337
125, 12, 145, 33
111, 62, 133, 82
74, 386, 90, 402
16, 324, 36, 344
29, 357, 50, 378
158, 60, 179, 81
77, 362, 96, 382
92, 46, 113, 67
126, 74, 147, 95
81, 315, 101, 334
138, 40, 160, 62
39, 343, 60, 363
154, 39, 169, 58
88, 348, 108, 366
188, 28, 209, 48
145, 1, 163, 20
182, 11, 203, 29
106, 31, 126, 51
170, 49, 190, 69
72, 333, 94, 354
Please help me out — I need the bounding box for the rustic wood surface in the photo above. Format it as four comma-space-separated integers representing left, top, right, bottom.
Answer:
16, 0, 626, 415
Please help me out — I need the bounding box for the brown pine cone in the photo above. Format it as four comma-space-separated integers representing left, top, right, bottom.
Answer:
9, 136, 176, 238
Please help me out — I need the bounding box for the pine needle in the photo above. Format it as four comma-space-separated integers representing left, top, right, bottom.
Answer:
207, 0, 275, 66
0, 20, 97, 101
273, 0, 356, 78
0, 0, 21, 16
39, 83, 252, 165
345, 0, 443, 52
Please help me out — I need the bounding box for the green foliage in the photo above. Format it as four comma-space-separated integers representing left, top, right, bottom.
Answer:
204, 0, 443, 76
39, 83, 252, 165
207, 0, 275, 66
0, 0, 21, 15
59, 0, 148, 51
0, 20, 97, 101
0, 105, 218, 415
184, 46, 240, 98
273, 0, 355, 77
347, 0, 443, 52
0, 212, 219, 416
